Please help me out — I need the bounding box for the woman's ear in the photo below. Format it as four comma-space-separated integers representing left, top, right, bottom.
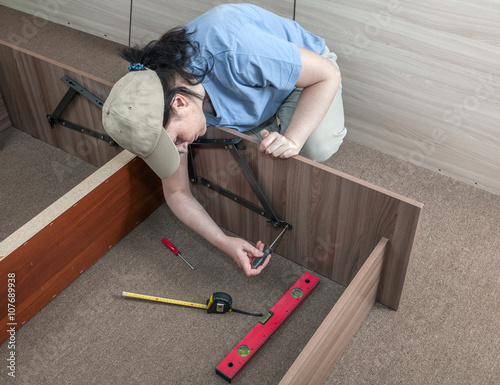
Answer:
170, 93, 189, 112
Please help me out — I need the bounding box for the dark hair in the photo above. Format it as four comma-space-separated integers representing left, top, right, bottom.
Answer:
120, 27, 213, 126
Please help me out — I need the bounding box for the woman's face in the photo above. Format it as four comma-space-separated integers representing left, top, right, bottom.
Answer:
165, 92, 207, 154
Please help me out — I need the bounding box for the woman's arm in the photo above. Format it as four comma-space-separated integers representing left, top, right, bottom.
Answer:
162, 155, 267, 276
260, 46, 341, 158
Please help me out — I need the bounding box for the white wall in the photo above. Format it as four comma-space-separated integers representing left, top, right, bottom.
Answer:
296, 0, 500, 194
130, 0, 294, 45
1, 0, 499, 194
0, 0, 131, 44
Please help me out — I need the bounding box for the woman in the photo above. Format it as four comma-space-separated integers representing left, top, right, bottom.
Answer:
102, 4, 346, 276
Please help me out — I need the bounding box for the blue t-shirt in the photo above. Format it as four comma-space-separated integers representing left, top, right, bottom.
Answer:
185, 4, 325, 132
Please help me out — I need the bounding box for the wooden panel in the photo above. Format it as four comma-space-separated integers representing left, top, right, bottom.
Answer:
295, 0, 500, 195
0, 40, 122, 167
0, 88, 11, 131
0, 156, 164, 344
191, 127, 423, 310
0, 0, 131, 45
130, 0, 295, 45
280, 238, 388, 385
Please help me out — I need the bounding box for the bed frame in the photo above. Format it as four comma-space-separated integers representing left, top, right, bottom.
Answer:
0, 40, 422, 384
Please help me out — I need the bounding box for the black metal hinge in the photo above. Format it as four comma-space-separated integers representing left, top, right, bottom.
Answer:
188, 138, 292, 229
46, 75, 116, 146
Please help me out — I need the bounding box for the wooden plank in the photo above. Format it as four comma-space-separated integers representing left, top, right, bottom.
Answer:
0, 156, 164, 344
378, 201, 421, 306
0, 88, 11, 131
279, 237, 388, 385
0, 0, 131, 45
190, 127, 422, 310
0, 40, 122, 167
295, 0, 500, 195
130, 0, 295, 44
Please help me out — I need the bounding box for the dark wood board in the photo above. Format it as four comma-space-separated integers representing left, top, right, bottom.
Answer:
0, 157, 164, 343
0, 40, 122, 167
190, 127, 423, 310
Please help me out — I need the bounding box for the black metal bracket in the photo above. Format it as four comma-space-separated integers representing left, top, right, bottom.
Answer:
188, 138, 292, 229
46, 75, 116, 146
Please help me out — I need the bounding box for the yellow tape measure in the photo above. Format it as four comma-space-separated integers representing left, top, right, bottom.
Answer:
121, 291, 262, 316
122, 291, 208, 310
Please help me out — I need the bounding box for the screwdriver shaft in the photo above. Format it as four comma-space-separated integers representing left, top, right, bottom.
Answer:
251, 224, 289, 269
162, 238, 195, 269
269, 224, 289, 248
177, 252, 195, 270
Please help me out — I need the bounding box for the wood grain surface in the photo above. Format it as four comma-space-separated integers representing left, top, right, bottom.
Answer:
0, 0, 131, 45
0, 40, 122, 167
130, 0, 295, 45
280, 238, 388, 385
191, 127, 423, 310
0, 89, 11, 131
295, 0, 500, 195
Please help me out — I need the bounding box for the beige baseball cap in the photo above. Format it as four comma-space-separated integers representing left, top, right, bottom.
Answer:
102, 69, 180, 179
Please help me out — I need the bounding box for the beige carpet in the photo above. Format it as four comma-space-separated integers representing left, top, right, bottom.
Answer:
323, 141, 499, 384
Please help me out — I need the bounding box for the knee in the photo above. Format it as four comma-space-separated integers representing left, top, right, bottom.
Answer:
300, 127, 346, 162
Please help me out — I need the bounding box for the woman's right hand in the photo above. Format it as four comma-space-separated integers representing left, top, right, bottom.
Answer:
221, 236, 270, 276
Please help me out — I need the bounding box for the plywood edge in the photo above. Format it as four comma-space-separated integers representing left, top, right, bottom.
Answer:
0, 153, 163, 344
279, 238, 388, 385
215, 126, 424, 209
0, 150, 135, 259
0, 39, 115, 88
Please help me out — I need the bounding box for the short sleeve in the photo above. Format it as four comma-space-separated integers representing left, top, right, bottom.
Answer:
230, 25, 302, 92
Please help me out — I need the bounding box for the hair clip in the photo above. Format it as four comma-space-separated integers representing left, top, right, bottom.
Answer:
128, 63, 147, 71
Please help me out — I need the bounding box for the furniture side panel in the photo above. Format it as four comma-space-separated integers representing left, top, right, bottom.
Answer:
0, 158, 164, 344
279, 238, 387, 384
0, 87, 11, 131
0, 42, 122, 167
378, 201, 422, 308
191, 127, 422, 309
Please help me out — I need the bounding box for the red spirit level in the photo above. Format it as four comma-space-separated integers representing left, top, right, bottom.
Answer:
216, 271, 320, 382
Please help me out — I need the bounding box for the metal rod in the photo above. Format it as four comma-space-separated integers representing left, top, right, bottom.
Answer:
270, 224, 290, 248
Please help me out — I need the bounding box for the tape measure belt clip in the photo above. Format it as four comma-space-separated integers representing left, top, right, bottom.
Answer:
207, 292, 233, 314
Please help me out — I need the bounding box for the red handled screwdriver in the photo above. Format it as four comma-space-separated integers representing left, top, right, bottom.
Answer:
162, 238, 195, 270
251, 224, 290, 269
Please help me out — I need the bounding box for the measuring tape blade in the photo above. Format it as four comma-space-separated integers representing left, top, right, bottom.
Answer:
215, 272, 320, 382
121, 291, 208, 310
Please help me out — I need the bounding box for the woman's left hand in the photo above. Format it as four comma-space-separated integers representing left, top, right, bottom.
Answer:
259, 129, 300, 158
